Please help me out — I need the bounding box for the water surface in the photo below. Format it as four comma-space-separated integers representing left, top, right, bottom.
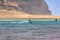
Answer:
0, 18, 60, 40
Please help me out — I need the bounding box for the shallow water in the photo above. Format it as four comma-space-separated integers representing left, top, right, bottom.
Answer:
0, 19, 60, 40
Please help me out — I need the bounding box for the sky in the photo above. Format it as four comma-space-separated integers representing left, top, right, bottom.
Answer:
45, 0, 60, 16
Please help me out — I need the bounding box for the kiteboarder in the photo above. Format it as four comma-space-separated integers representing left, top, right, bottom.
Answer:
55, 19, 57, 22
29, 19, 32, 24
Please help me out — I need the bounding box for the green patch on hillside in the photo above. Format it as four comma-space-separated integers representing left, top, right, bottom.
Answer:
0, 4, 6, 9
0, 4, 15, 11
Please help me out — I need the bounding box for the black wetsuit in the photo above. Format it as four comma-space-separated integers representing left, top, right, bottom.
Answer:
29, 19, 32, 24
55, 19, 57, 22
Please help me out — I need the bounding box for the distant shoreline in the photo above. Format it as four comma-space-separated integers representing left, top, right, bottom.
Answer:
0, 15, 60, 19
0, 10, 60, 19
0, 18, 59, 21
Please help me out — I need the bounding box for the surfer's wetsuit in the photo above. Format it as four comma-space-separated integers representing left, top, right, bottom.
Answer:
55, 19, 57, 22
29, 19, 32, 24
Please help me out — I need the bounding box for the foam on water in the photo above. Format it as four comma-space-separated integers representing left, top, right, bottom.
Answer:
0, 20, 59, 27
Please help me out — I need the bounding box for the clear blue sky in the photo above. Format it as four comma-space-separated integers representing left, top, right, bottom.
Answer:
45, 0, 60, 16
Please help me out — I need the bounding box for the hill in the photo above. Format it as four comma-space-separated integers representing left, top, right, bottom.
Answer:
0, 0, 51, 15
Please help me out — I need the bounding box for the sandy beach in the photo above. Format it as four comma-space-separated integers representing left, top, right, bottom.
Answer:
0, 10, 60, 18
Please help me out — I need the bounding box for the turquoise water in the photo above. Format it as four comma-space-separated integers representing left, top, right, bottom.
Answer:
0, 19, 60, 27
0, 19, 60, 40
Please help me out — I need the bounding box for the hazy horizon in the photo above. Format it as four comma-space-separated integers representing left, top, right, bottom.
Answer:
45, 0, 60, 16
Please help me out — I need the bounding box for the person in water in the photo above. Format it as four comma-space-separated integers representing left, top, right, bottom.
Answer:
55, 19, 57, 22
29, 19, 32, 24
